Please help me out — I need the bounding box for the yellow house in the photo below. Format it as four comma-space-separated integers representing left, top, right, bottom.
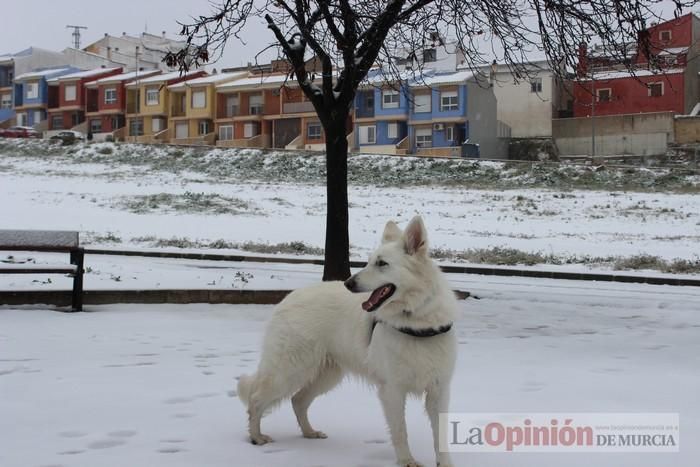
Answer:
167, 72, 247, 145
125, 70, 206, 143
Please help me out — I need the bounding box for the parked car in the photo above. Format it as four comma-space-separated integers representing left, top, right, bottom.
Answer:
49, 131, 85, 144
0, 126, 40, 138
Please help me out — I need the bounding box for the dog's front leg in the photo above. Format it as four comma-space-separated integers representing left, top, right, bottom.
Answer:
379, 385, 422, 467
426, 384, 452, 467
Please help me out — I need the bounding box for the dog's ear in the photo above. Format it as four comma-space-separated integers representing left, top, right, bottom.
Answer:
382, 221, 402, 244
403, 216, 428, 256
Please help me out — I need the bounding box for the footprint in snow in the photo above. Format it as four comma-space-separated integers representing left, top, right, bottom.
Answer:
87, 439, 126, 449
58, 450, 85, 455
158, 447, 186, 454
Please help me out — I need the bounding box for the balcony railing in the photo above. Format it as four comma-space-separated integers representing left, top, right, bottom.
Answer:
171, 107, 186, 117
250, 105, 264, 115
127, 103, 140, 114
283, 101, 314, 114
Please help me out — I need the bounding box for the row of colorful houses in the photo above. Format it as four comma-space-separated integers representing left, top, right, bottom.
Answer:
2, 12, 699, 157
6, 61, 501, 156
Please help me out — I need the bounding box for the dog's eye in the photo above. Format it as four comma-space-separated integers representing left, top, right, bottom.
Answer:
376, 259, 389, 267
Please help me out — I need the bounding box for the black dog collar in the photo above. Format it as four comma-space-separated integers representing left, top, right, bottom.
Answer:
371, 319, 453, 340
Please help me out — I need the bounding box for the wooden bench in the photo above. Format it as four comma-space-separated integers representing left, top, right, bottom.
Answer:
0, 230, 84, 311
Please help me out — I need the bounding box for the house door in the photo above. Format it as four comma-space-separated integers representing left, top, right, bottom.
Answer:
175, 122, 189, 139
273, 118, 300, 148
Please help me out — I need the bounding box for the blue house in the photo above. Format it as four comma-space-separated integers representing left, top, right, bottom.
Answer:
354, 70, 412, 154
354, 69, 499, 157
13, 67, 78, 127
0, 56, 14, 123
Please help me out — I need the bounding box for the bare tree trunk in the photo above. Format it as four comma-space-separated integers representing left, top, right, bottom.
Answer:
322, 120, 351, 281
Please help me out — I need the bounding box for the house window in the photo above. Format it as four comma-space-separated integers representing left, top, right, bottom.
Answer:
90, 119, 102, 133
104, 88, 117, 104
64, 84, 77, 101
446, 126, 454, 142
440, 91, 459, 111
382, 89, 400, 108
530, 77, 543, 93
26, 82, 38, 99
111, 115, 124, 130
219, 125, 233, 141
33, 111, 42, 125
175, 122, 188, 139
387, 122, 399, 139
199, 120, 211, 135
146, 87, 160, 105
249, 94, 263, 114
16, 113, 26, 126
307, 122, 322, 140
423, 48, 437, 63
415, 127, 432, 148
413, 93, 431, 113
648, 82, 663, 97
192, 90, 206, 109
152, 117, 165, 133
359, 125, 376, 144
366, 94, 374, 109
659, 30, 672, 42
226, 95, 239, 117
1, 93, 12, 108
51, 114, 63, 129
243, 122, 259, 138
596, 88, 611, 102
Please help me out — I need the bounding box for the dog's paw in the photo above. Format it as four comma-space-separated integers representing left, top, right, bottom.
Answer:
303, 430, 328, 439
250, 434, 274, 445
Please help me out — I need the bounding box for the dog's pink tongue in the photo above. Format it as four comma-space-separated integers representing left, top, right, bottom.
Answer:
362, 287, 386, 312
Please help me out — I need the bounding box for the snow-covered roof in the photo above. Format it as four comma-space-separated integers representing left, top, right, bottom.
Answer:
125, 70, 202, 86
591, 68, 684, 80
168, 72, 248, 90
657, 47, 689, 55
47, 67, 122, 83
89, 69, 161, 85
410, 70, 474, 87
14, 67, 74, 81
216, 73, 292, 90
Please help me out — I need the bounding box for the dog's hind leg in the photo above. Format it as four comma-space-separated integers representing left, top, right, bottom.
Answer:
292, 361, 343, 439
246, 373, 280, 445
379, 385, 422, 467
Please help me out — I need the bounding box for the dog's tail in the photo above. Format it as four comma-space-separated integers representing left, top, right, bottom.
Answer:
237, 373, 255, 407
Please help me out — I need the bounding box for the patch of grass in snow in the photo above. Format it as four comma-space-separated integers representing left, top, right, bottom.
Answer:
117, 192, 256, 215
614, 255, 700, 274
132, 236, 324, 256
431, 246, 700, 274
86, 232, 123, 244
2, 139, 700, 192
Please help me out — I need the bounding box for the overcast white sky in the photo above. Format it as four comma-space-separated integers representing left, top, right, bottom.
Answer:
2, 0, 694, 71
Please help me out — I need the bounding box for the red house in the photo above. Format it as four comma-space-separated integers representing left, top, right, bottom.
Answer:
574, 13, 699, 118
47, 67, 123, 130
84, 69, 160, 135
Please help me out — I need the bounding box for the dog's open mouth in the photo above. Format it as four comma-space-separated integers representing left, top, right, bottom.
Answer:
362, 284, 396, 312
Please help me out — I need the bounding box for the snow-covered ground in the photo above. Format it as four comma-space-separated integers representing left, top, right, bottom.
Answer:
2, 275, 699, 467
1, 142, 699, 275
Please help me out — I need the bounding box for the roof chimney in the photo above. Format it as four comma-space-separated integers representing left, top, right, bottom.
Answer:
104, 33, 108, 37
107, 46, 112, 60
162, 30, 166, 38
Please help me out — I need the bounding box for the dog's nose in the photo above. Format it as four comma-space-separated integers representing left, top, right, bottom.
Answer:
344, 277, 356, 291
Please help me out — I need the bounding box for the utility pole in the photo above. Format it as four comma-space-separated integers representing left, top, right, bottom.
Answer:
66, 25, 88, 49
591, 73, 596, 160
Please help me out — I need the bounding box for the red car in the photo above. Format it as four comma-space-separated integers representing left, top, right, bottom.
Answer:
0, 126, 40, 138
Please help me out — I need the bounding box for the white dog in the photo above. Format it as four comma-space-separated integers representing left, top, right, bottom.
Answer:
238, 216, 457, 466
